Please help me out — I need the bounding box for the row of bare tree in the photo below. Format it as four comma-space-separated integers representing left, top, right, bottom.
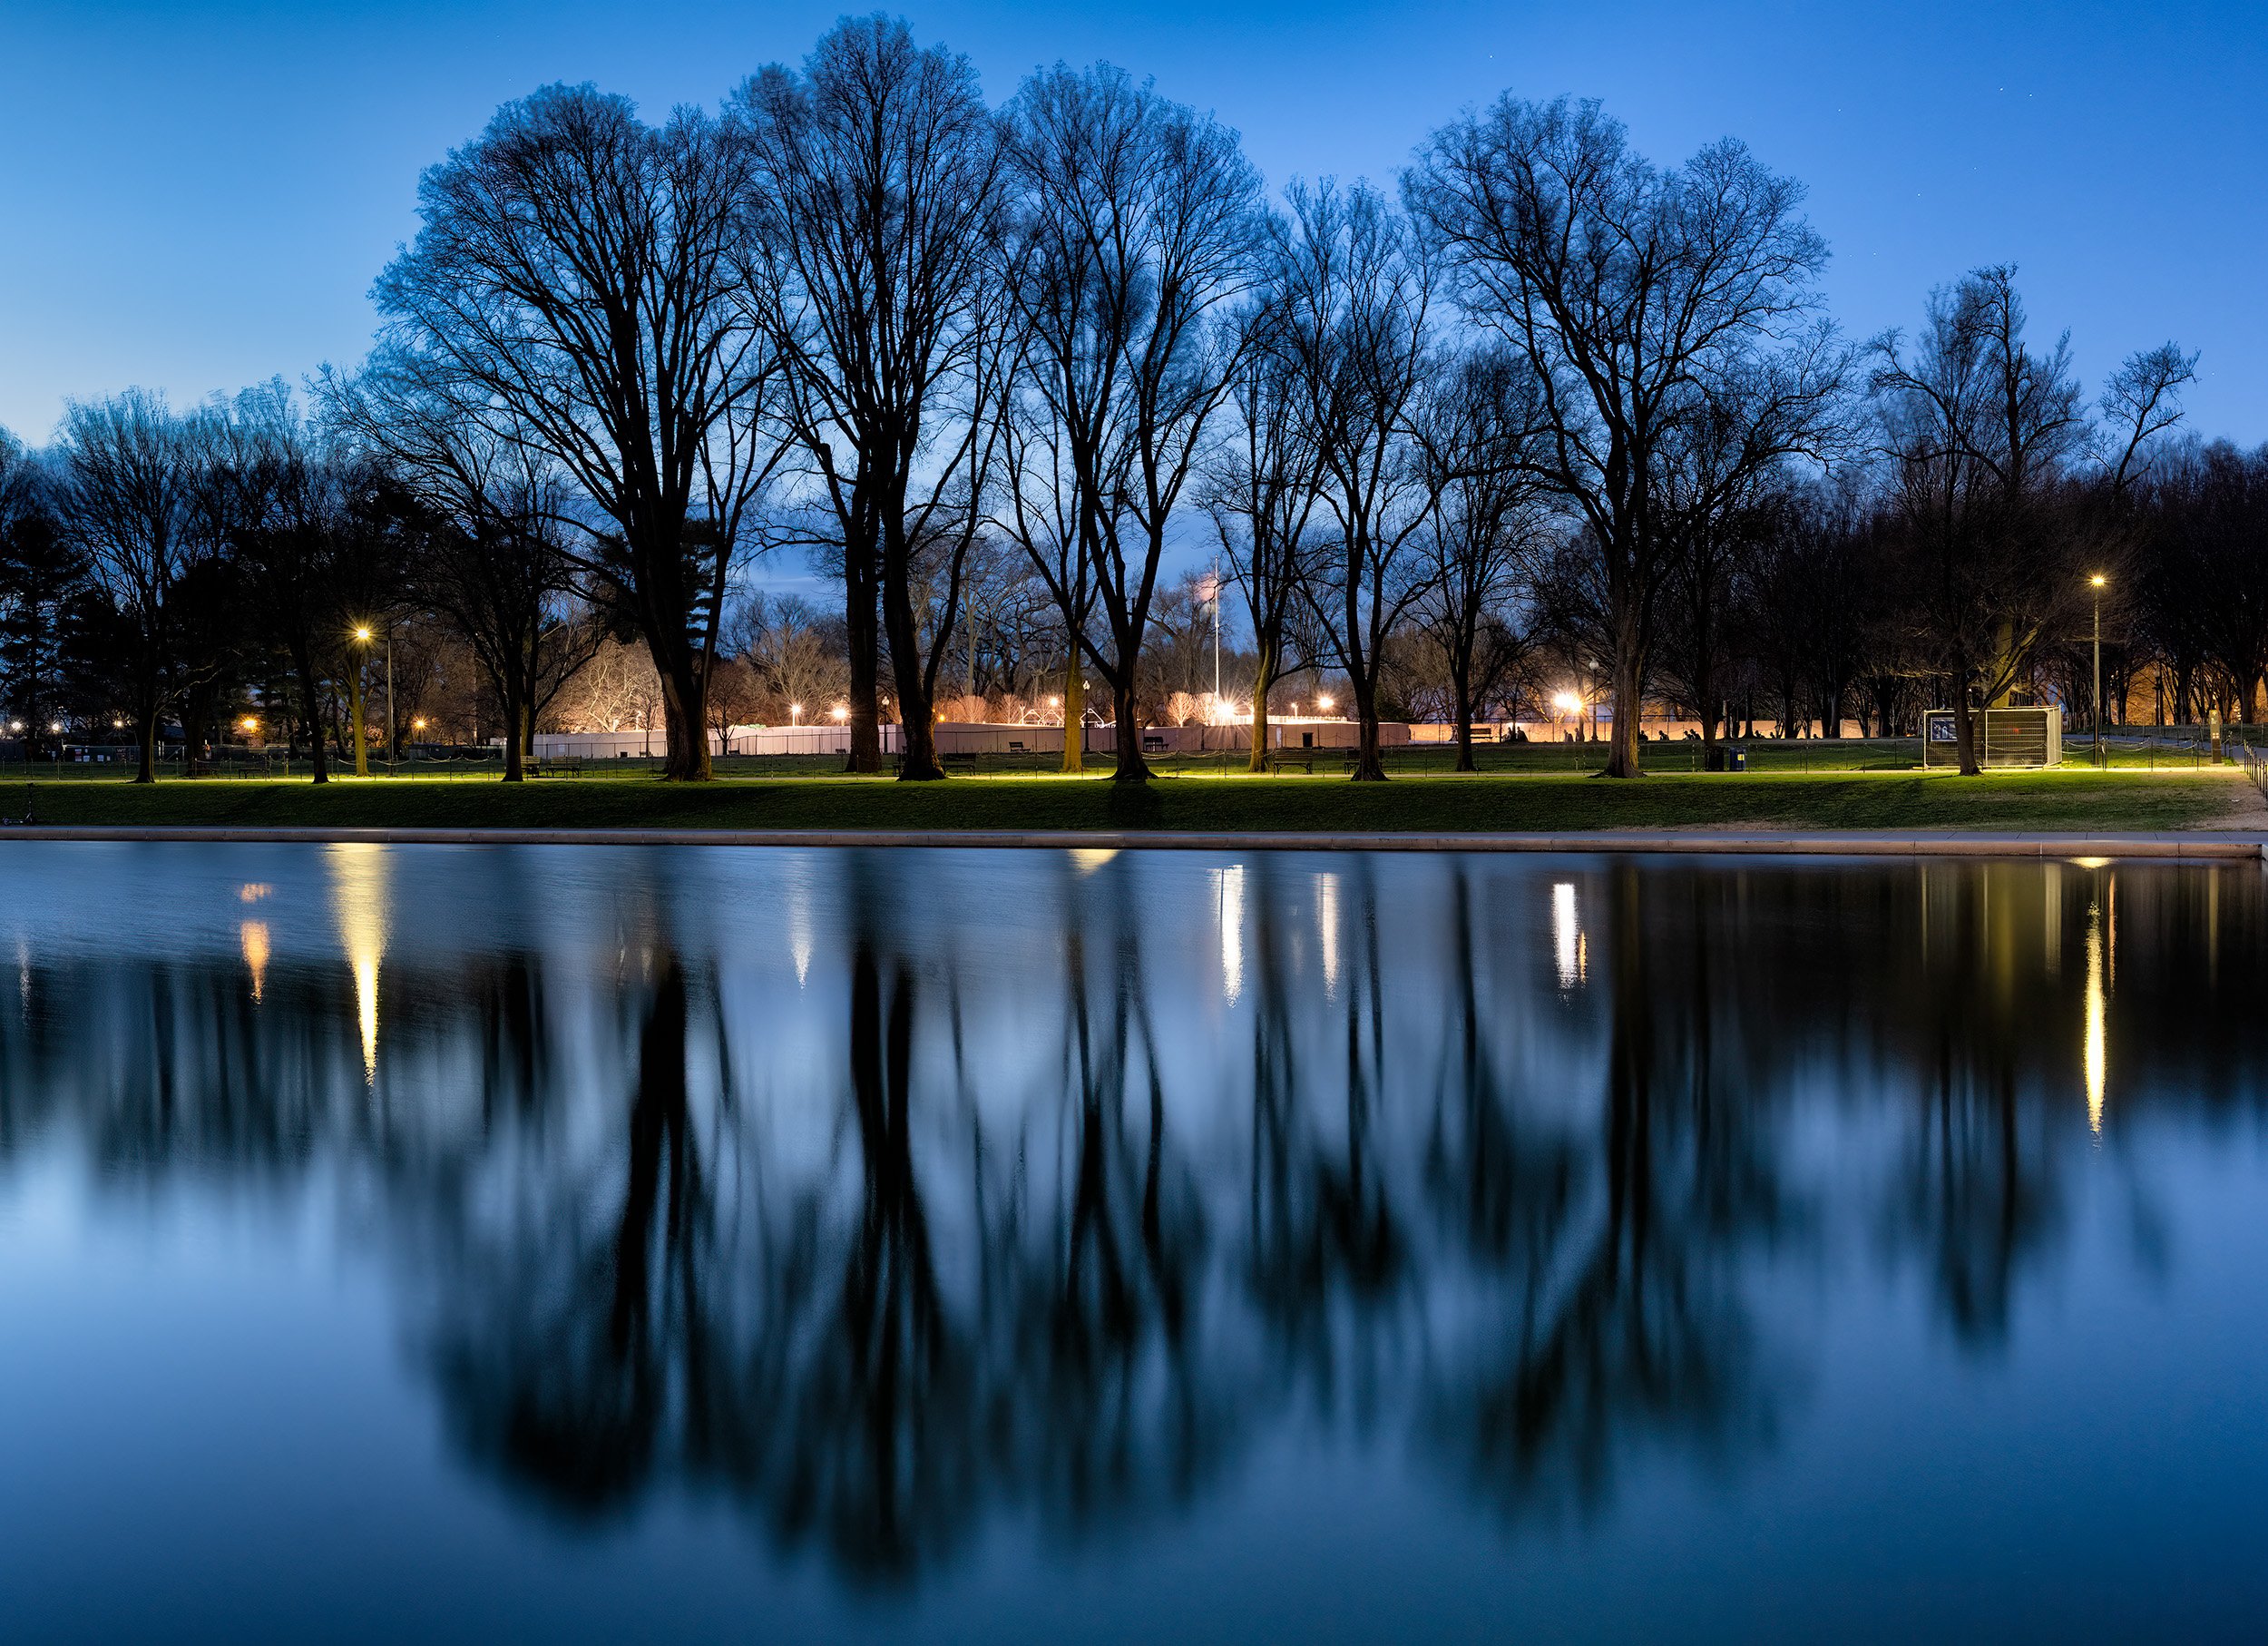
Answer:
5, 16, 2251, 782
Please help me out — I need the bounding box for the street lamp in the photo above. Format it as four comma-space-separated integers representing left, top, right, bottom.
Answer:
2089, 573, 2107, 768
790, 702, 802, 726
1317, 694, 1335, 715
348, 623, 375, 777
830, 703, 848, 722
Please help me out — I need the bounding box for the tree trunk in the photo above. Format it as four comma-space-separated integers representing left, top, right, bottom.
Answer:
501, 687, 526, 783
181, 701, 210, 779
1952, 688, 1980, 777
1350, 671, 1386, 782
1247, 646, 1276, 774
1603, 650, 1643, 778
898, 703, 943, 781
1110, 677, 1149, 783
1061, 667, 1086, 775
298, 649, 329, 785
881, 521, 945, 782
846, 547, 883, 774
1450, 651, 1477, 774
657, 661, 711, 781
134, 709, 158, 785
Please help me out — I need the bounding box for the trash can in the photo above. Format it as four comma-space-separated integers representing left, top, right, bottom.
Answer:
1727, 745, 1747, 772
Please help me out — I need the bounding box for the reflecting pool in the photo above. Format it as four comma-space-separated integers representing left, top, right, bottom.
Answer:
2, 844, 2265, 1642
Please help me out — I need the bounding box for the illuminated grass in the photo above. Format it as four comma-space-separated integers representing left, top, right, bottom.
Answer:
0, 767, 2250, 834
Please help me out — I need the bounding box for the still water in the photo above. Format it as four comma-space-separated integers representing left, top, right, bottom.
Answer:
1, 844, 2264, 1642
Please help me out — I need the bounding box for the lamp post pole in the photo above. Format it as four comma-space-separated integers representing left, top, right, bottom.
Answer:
350, 625, 374, 778
1211, 554, 1222, 721
2090, 573, 2107, 769
386, 626, 397, 777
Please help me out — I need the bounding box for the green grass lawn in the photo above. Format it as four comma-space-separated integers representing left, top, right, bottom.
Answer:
0, 766, 2253, 833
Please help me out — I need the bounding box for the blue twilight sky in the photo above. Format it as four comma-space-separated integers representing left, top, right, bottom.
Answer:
1, 0, 2262, 449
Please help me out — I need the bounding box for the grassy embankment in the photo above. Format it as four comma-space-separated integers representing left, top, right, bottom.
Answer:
0, 763, 2252, 833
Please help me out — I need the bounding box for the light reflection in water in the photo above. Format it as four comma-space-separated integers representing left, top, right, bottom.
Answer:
787, 870, 813, 987
2086, 896, 2109, 1133
1552, 879, 1586, 987
1217, 861, 1245, 1003
328, 842, 388, 1080
1, 847, 2263, 1641
240, 920, 270, 1004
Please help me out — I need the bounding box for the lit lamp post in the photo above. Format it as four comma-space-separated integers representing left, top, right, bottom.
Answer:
349, 624, 375, 777
790, 702, 802, 727
1317, 694, 1335, 717
2089, 573, 2107, 768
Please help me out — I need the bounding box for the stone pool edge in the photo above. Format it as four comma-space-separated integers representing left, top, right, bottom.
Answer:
0, 826, 2262, 859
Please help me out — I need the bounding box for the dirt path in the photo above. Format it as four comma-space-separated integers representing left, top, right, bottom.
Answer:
2187, 767, 2268, 829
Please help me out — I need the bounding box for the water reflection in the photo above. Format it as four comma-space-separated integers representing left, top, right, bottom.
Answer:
1, 846, 2264, 1622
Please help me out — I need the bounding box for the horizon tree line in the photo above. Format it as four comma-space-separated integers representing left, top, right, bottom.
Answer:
3, 14, 2254, 783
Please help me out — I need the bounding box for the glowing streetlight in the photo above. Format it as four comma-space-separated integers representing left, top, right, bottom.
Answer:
2088, 573, 2109, 767
830, 704, 848, 722
790, 702, 803, 726
50, 721, 64, 734
240, 716, 259, 733
345, 624, 376, 776
1316, 695, 1335, 714
411, 717, 427, 733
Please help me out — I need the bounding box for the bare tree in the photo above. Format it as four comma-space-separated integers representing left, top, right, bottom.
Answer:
210, 385, 390, 783
998, 63, 1264, 782
0, 432, 83, 759
374, 84, 777, 780
321, 359, 599, 781
55, 390, 213, 781
2141, 440, 2268, 721
732, 591, 851, 722
1416, 347, 1548, 770
1408, 96, 1843, 777
1270, 180, 1441, 780
1207, 306, 1326, 770
1870, 267, 2190, 770
732, 17, 1009, 779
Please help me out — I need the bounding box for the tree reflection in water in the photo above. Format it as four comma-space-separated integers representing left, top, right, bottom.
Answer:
0, 847, 2257, 1587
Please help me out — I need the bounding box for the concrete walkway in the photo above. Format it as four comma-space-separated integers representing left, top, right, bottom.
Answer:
0, 825, 2260, 858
